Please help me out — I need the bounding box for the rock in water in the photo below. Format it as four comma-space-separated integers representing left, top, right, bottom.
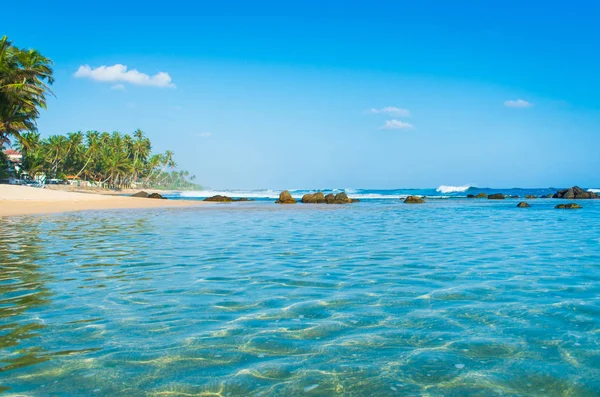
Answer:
475, 193, 487, 198
302, 192, 326, 204
131, 191, 148, 198
148, 192, 166, 199
276, 190, 297, 204
204, 195, 233, 202
553, 186, 599, 199
488, 193, 505, 200
555, 203, 582, 209
467, 194, 475, 198
540, 194, 553, 198
404, 196, 425, 204
525, 195, 538, 199
517, 202, 531, 208
323, 192, 353, 204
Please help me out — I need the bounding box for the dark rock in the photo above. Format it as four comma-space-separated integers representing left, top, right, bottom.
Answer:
553, 186, 599, 199
467, 194, 475, 198
276, 190, 297, 204
475, 193, 487, 198
510, 195, 519, 199
131, 191, 148, 198
302, 192, 326, 204
555, 203, 582, 209
488, 193, 505, 200
525, 195, 538, 199
404, 196, 425, 204
204, 195, 233, 202
148, 192, 166, 199
540, 194, 553, 198
517, 202, 531, 208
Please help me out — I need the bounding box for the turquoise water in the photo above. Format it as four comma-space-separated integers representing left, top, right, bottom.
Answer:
1, 199, 600, 396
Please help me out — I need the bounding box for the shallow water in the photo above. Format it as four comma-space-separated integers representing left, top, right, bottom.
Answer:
1, 199, 600, 396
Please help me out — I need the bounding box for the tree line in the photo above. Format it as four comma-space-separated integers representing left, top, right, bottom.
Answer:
16, 129, 198, 189
1, 35, 198, 190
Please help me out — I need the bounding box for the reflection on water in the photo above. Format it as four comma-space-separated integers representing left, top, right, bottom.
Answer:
0, 201, 600, 396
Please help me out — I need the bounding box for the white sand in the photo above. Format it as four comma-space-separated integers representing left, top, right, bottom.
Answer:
0, 185, 203, 216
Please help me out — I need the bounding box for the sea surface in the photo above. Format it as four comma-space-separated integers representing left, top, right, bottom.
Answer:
1, 189, 600, 396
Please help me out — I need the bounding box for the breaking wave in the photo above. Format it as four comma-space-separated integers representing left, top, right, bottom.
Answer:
436, 185, 473, 194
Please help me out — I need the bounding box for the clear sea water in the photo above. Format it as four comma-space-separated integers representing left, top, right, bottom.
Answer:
1, 189, 600, 396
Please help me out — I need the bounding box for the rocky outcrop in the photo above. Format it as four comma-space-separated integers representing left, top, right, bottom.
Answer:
555, 203, 582, 209
302, 192, 326, 204
131, 191, 149, 198
517, 202, 531, 208
475, 193, 487, 198
203, 195, 251, 202
404, 196, 425, 204
553, 186, 599, 199
276, 190, 297, 204
148, 192, 166, 199
325, 192, 355, 204
488, 193, 505, 200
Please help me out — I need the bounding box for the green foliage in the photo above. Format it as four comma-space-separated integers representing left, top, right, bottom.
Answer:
17, 129, 199, 190
0, 35, 54, 146
0, 150, 8, 179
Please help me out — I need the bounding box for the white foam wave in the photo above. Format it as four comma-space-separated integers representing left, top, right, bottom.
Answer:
588, 188, 600, 193
436, 185, 472, 194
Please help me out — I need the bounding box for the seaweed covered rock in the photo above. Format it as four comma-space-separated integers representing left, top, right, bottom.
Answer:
404, 196, 425, 204
204, 195, 233, 202
131, 191, 148, 198
553, 186, 598, 199
475, 193, 487, 198
148, 192, 166, 199
517, 202, 531, 208
555, 203, 582, 209
302, 192, 326, 204
276, 190, 297, 204
488, 193, 505, 200
525, 195, 538, 199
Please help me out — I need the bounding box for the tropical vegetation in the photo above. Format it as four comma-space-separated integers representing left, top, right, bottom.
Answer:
15, 129, 199, 190
1, 35, 198, 190
0, 35, 54, 147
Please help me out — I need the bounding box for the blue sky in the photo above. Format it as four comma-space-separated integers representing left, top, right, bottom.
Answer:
4, 0, 600, 189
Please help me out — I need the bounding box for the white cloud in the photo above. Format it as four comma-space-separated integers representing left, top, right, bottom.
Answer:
74, 64, 175, 88
381, 119, 414, 130
110, 84, 125, 91
369, 106, 410, 117
504, 99, 533, 108
196, 132, 211, 138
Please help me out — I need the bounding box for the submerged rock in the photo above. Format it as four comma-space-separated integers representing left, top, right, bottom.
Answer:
131, 191, 148, 198
517, 202, 531, 208
488, 193, 505, 200
148, 192, 166, 199
204, 195, 251, 202
553, 186, 598, 199
509, 195, 519, 199
276, 190, 297, 204
555, 203, 582, 209
540, 194, 553, 198
404, 196, 425, 204
302, 192, 326, 204
467, 194, 475, 198
475, 193, 487, 198
525, 195, 538, 199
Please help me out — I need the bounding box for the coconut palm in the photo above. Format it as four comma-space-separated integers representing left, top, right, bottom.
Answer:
0, 36, 54, 146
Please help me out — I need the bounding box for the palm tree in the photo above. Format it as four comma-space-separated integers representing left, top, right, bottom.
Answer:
74, 131, 99, 180
0, 36, 54, 146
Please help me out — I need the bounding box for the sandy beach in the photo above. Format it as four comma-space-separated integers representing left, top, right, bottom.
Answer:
0, 185, 203, 217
